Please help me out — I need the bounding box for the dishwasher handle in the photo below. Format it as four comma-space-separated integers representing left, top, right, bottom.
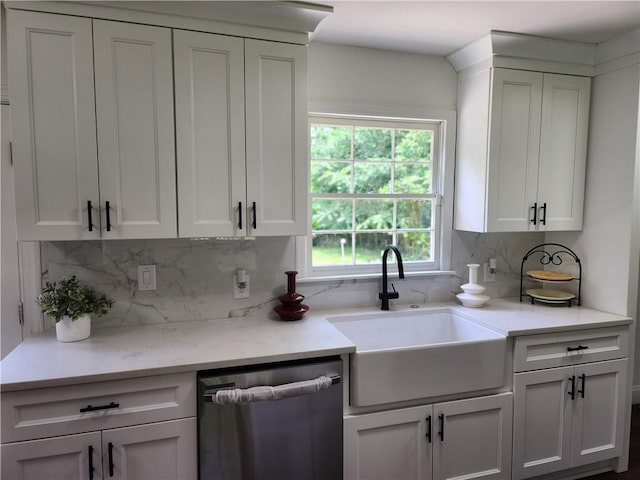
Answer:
203, 375, 340, 404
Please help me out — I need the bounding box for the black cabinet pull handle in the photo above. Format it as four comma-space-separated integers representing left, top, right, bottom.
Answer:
540, 202, 547, 226
567, 345, 589, 352
426, 415, 432, 443
88, 445, 95, 480
87, 201, 94, 232
80, 401, 119, 413
238, 201, 243, 230
108, 442, 114, 477
438, 413, 444, 441
252, 201, 257, 229
578, 373, 586, 398
531, 202, 537, 225
568, 375, 576, 400
105, 201, 111, 231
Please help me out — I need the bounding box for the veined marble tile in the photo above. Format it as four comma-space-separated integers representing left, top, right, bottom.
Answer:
43, 231, 544, 329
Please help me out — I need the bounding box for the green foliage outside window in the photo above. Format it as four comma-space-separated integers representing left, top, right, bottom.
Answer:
310, 121, 436, 267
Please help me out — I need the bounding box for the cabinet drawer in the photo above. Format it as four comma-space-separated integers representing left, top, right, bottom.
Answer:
1, 372, 196, 443
513, 326, 629, 372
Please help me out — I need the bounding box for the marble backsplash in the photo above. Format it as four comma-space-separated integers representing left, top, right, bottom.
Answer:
41, 231, 543, 329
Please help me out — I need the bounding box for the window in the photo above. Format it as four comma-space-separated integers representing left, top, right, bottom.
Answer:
300, 114, 453, 278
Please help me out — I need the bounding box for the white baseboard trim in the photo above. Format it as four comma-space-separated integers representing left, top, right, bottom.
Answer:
632, 385, 640, 404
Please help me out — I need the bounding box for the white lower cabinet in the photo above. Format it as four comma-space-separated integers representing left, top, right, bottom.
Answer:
344, 393, 513, 480
1, 418, 196, 480
512, 358, 628, 479
0, 373, 196, 480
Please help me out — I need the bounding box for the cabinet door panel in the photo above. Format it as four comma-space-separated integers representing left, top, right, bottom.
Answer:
572, 359, 627, 466
174, 30, 246, 238
537, 74, 590, 231
486, 68, 542, 232
93, 20, 176, 239
344, 405, 432, 480
8, 10, 100, 240
1, 431, 102, 480
103, 418, 197, 480
433, 393, 512, 480
513, 367, 573, 479
245, 39, 307, 236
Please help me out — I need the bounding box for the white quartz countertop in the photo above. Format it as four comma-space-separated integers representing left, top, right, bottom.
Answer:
0, 297, 632, 392
0, 313, 355, 392
442, 297, 633, 336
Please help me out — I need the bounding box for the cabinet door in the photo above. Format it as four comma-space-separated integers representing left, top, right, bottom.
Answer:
245, 39, 308, 236
174, 30, 246, 238
433, 393, 512, 480
103, 417, 197, 480
93, 20, 176, 239
486, 68, 543, 232
537, 74, 590, 231
512, 366, 573, 479
571, 359, 628, 467
1, 431, 103, 480
344, 405, 433, 480
7, 10, 100, 240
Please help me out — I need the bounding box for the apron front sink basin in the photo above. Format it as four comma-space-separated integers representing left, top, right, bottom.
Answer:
328, 307, 506, 406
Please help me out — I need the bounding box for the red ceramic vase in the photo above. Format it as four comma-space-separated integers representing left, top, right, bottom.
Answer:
274, 271, 309, 321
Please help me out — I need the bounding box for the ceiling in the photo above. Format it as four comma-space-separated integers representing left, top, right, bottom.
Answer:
309, 1, 640, 56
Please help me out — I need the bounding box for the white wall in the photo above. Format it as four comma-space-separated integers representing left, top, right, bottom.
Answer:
308, 42, 457, 111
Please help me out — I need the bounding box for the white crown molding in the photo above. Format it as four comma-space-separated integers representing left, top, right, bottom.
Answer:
594, 28, 640, 76
4, 1, 333, 45
447, 30, 597, 76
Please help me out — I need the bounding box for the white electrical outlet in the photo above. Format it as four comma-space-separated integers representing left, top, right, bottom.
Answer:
137, 265, 156, 291
234, 274, 250, 299
483, 262, 496, 283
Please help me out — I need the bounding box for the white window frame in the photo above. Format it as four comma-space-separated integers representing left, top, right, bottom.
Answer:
296, 104, 456, 281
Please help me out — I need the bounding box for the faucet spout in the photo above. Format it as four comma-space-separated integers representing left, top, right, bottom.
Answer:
379, 245, 405, 310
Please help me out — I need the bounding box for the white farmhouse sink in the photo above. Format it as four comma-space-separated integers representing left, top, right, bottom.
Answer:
328, 307, 506, 406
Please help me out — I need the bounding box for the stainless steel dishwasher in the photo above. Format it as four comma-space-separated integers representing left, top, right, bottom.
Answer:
198, 356, 343, 480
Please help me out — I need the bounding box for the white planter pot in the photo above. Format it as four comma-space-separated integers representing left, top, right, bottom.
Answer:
56, 314, 91, 342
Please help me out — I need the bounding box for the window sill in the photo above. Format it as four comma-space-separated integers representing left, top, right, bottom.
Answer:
296, 270, 457, 284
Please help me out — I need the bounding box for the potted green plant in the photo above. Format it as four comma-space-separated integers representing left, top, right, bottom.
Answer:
37, 276, 114, 342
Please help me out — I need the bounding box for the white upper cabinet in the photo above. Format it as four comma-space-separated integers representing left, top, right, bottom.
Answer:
245, 39, 308, 236
8, 10, 100, 241
174, 30, 246, 238
93, 20, 177, 239
9, 7, 310, 241
9, 11, 176, 240
454, 67, 590, 232
175, 33, 308, 237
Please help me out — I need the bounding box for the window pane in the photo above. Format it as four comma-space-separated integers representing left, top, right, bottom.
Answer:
312, 199, 353, 231
395, 129, 432, 162
397, 199, 432, 229
310, 125, 352, 160
395, 164, 431, 194
355, 232, 393, 264
354, 163, 391, 194
397, 232, 432, 262
312, 234, 353, 266
355, 199, 394, 230
354, 127, 392, 161
311, 161, 352, 194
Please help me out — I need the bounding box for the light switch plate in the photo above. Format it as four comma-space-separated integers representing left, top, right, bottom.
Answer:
137, 265, 156, 291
